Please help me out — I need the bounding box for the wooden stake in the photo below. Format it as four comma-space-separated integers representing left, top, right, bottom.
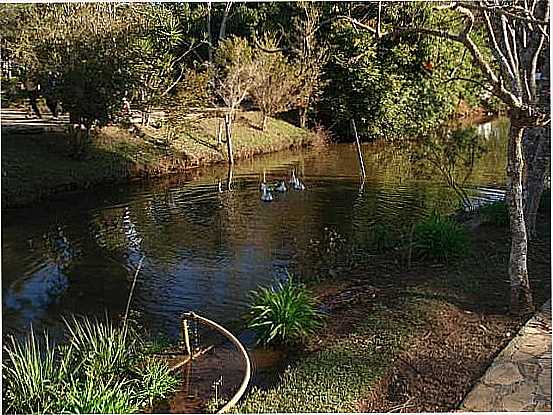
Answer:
225, 114, 234, 165
351, 119, 366, 179
407, 222, 416, 269
182, 319, 191, 356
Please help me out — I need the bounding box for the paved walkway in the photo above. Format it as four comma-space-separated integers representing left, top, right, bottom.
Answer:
1, 108, 69, 134
460, 300, 552, 412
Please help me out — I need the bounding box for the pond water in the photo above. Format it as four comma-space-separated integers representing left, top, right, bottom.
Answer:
2, 118, 509, 342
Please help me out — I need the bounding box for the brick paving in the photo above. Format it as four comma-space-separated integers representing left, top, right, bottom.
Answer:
460, 300, 552, 412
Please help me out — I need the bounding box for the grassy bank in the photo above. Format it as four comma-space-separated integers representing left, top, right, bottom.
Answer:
233, 205, 551, 413
2, 111, 322, 208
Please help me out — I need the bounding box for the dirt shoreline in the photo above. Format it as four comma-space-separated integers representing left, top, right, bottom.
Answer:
234, 208, 550, 413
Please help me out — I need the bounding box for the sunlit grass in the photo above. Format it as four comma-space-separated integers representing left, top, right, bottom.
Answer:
235, 301, 419, 413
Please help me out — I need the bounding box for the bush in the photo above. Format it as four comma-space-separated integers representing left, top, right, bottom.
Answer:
364, 223, 398, 253
413, 213, 470, 261
2, 317, 178, 414
301, 228, 354, 281
480, 200, 509, 226
247, 276, 322, 346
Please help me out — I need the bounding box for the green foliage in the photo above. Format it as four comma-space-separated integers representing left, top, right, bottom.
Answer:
2, 332, 65, 414
317, 3, 488, 141
480, 200, 509, 226
364, 223, 398, 253
247, 276, 322, 345
413, 213, 471, 261
134, 358, 179, 407
2, 316, 177, 414
214, 36, 254, 111
251, 34, 301, 129
62, 377, 140, 414
129, 5, 186, 116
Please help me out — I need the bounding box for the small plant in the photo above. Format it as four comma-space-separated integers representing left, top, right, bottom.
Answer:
134, 358, 179, 407
480, 200, 509, 226
247, 275, 322, 345
300, 227, 354, 280
413, 213, 470, 261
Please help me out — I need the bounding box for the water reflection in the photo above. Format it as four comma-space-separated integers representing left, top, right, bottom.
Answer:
2, 118, 509, 339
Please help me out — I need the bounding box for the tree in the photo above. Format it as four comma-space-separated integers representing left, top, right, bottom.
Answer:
8, 4, 145, 155
318, 2, 487, 141
338, 0, 550, 314
214, 36, 255, 164
129, 5, 186, 126
251, 36, 300, 131
291, 3, 329, 128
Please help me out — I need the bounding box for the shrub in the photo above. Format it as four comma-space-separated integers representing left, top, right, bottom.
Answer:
480, 200, 509, 226
3, 317, 177, 414
247, 276, 322, 346
413, 213, 470, 261
365, 223, 398, 253
301, 228, 354, 281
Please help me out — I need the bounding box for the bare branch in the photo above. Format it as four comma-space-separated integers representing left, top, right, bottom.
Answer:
459, 1, 549, 26
441, 76, 493, 91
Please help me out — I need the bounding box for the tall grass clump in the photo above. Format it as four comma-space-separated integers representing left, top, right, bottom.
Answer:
247, 275, 322, 346
480, 200, 509, 226
3, 317, 178, 414
413, 213, 470, 262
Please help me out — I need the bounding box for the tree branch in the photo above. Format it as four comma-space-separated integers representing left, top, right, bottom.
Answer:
459, 1, 549, 27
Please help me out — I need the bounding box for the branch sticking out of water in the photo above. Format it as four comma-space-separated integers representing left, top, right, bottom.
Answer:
122, 256, 145, 335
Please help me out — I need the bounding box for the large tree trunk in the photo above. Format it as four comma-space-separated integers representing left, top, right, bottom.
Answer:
523, 125, 551, 239
506, 114, 534, 315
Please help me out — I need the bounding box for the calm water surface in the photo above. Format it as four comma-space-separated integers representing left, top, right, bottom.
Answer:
2, 118, 509, 341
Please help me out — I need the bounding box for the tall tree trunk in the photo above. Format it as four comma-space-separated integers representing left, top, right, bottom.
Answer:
523, 125, 551, 238
299, 107, 307, 129
218, 2, 232, 42
506, 114, 534, 315
207, 2, 212, 63
224, 113, 234, 165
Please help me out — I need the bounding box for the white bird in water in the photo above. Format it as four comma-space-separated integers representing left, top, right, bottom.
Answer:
260, 186, 273, 202
275, 181, 287, 192
294, 179, 306, 191
289, 170, 306, 191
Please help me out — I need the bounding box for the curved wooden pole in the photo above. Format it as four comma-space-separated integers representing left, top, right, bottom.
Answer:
181, 312, 252, 414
